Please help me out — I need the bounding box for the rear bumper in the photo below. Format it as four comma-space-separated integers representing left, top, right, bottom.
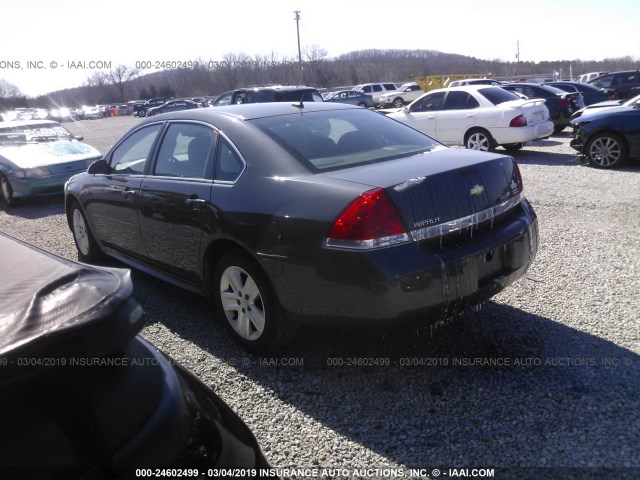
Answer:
492, 121, 554, 144
265, 199, 538, 327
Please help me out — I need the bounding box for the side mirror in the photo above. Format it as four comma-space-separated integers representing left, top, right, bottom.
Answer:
74, 135, 85, 141
403, 105, 411, 114
87, 159, 109, 174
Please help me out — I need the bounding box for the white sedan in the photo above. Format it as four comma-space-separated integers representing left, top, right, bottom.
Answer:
385, 85, 554, 151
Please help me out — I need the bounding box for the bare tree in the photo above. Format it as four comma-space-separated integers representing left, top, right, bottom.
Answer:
0, 79, 21, 98
303, 45, 328, 63
107, 65, 140, 102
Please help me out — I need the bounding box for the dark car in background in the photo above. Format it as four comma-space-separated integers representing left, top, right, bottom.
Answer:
136, 98, 167, 117
588, 70, 640, 100
146, 99, 199, 117
323, 89, 374, 108
212, 86, 323, 106
65, 102, 538, 353
547, 81, 610, 106
502, 83, 582, 133
0, 232, 271, 477
570, 102, 640, 168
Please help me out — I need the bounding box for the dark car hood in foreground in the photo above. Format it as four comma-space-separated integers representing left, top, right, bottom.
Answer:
0, 232, 143, 384
0, 232, 272, 474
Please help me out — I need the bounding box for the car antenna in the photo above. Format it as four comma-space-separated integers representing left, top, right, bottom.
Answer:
292, 96, 305, 109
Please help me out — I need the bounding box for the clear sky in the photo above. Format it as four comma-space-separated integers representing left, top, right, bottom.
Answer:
1, 0, 638, 97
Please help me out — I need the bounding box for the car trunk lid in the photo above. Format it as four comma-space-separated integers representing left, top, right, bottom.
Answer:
319, 148, 523, 242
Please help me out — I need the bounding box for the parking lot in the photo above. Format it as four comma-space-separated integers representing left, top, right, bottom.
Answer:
1, 115, 639, 476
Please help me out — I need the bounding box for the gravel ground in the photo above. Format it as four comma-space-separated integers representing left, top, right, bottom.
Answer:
1, 116, 639, 479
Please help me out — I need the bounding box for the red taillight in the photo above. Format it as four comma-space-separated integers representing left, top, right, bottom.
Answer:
512, 158, 524, 193
326, 188, 409, 249
509, 114, 528, 127
558, 98, 572, 108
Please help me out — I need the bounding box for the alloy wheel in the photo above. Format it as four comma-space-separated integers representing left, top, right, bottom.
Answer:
588, 135, 623, 168
73, 209, 91, 256
219, 265, 266, 341
466, 132, 492, 151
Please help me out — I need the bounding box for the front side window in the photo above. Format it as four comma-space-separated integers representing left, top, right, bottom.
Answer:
154, 123, 216, 179
111, 124, 163, 174
410, 92, 446, 112
591, 75, 613, 89
213, 92, 234, 106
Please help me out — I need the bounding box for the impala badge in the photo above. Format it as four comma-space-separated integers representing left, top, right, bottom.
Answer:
470, 184, 485, 196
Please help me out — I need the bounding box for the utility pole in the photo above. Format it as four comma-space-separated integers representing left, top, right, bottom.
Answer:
294, 10, 303, 85
515, 40, 520, 77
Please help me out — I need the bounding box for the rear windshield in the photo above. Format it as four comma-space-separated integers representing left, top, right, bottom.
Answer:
251, 109, 441, 172
541, 85, 569, 95
477, 87, 523, 105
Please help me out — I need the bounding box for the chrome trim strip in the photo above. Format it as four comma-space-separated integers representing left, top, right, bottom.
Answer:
410, 193, 524, 242
325, 193, 524, 251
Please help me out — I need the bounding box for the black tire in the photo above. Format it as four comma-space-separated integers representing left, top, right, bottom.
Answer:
503, 143, 524, 152
138, 110, 146, 117
585, 132, 628, 169
0, 174, 16, 208
357, 102, 368, 108
69, 201, 103, 262
213, 251, 297, 353
464, 129, 495, 152
392, 97, 404, 108
553, 125, 566, 134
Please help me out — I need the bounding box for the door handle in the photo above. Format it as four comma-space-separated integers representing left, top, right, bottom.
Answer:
185, 197, 207, 211
121, 189, 137, 200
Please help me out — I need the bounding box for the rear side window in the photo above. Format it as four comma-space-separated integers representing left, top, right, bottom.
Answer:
110, 124, 163, 174
443, 91, 479, 110
215, 138, 245, 182
275, 90, 323, 102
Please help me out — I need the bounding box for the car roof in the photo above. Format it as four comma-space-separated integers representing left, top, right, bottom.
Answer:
423, 85, 503, 94
138, 101, 359, 124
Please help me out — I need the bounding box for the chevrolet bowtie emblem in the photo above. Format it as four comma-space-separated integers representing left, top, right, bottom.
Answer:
470, 184, 485, 196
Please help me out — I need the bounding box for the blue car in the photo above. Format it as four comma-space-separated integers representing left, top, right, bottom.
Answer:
570, 103, 640, 168
0, 120, 101, 207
